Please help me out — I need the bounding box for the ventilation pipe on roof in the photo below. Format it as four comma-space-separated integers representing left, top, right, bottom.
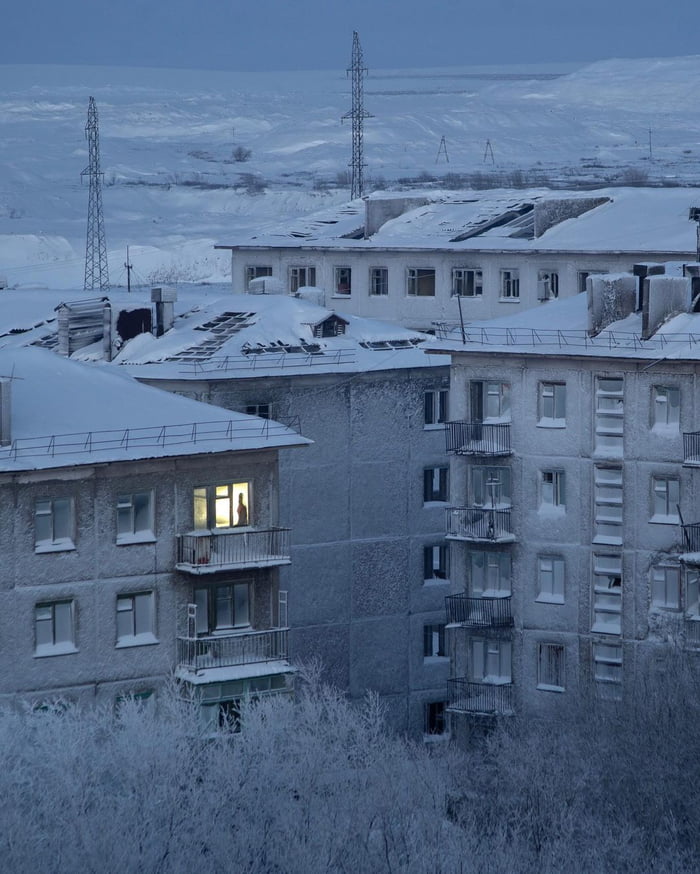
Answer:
151, 287, 177, 337
0, 379, 11, 446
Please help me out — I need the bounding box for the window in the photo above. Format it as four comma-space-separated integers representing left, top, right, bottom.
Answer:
686, 569, 700, 617
423, 467, 448, 503
594, 466, 623, 545
469, 637, 511, 684
424, 544, 449, 581
452, 268, 483, 297
651, 476, 680, 523
289, 266, 316, 293
116, 592, 156, 646
35, 497, 75, 552
407, 268, 436, 297
652, 386, 680, 430
424, 701, 447, 735
593, 642, 622, 699
537, 555, 565, 603
245, 403, 271, 420
194, 581, 251, 635
423, 624, 446, 658
592, 554, 622, 634
595, 377, 624, 455
469, 466, 511, 508
424, 389, 448, 426
35, 601, 76, 656
541, 470, 566, 510
470, 380, 510, 422
369, 267, 388, 296
537, 270, 559, 300
539, 382, 566, 425
651, 566, 680, 610
334, 266, 351, 296
193, 482, 251, 529
468, 550, 511, 596
500, 269, 520, 300
116, 491, 154, 544
537, 643, 565, 691
245, 265, 272, 288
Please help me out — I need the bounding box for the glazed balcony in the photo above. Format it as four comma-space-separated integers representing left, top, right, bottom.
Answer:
445, 594, 513, 629
176, 527, 291, 574
446, 422, 512, 457
177, 627, 288, 672
447, 678, 514, 716
683, 432, 700, 466
446, 507, 515, 544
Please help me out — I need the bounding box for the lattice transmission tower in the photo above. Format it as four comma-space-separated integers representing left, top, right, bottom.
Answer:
82, 96, 109, 290
342, 31, 372, 200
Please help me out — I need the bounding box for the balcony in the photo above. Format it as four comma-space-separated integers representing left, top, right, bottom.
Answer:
680, 523, 700, 558
684, 619, 700, 649
447, 678, 514, 716
446, 422, 512, 457
177, 627, 288, 672
176, 527, 291, 574
683, 432, 700, 466
445, 594, 513, 629
446, 507, 515, 543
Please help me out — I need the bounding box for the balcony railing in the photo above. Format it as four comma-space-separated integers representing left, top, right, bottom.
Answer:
681, 523, 700, 555
177, 627, 289, 672
176, 527, 291, 573
447, 679, 514, 716
446, 507, 515, 543
683, 432, 700, 466
446, 422, 512, 456
684, 619, 700, 648
445, 594, 513, 628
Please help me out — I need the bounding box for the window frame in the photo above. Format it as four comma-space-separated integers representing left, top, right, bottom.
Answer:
193, 482, 252, 530
541, 470, 566, 510
116, 490, 155, 545
536, 554, 565, 604
333, 266, 352, 296
194, 580, 252, 636
406, 267, 436, 297
592, 553, 622, 635
469, 637, 512, 684
537, 270, 559, 301
538, 381, 566, 426
470, 380, 510, 422
288, 265, 316, 294
469, 465, 511, 509
651, 565, 681, 610
424, 544, 449, 582
652, 385, 680, 430
468, 549, 511, 597
537, 643, 565, 692
245, 265, 273, 289
35, 497, 75, 553
369, 266, 389, 296
116, 591, 157, 647
423, 624, 447, 659
499, 269, 520, 301
424, 388, 449, 427
452, 267, 483, 298
650, 475, 680, 523
423, 467, 449, 504
35, 600, 77, 657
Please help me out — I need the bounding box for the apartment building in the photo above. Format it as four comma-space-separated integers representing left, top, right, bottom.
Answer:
428, 266, 700, 742
0, 346, 308, 728
217, 187, 697, 330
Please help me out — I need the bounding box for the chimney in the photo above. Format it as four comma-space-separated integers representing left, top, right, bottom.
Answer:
587, 274, 637, 336
0, 379, 11, 446
151, 287, 178, 337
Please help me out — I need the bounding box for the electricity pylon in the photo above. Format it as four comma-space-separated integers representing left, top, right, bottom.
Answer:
82, 96, 109, 290
342, 31, 373, 200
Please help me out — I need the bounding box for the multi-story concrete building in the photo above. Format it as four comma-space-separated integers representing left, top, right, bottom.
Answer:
0, 345, 308, 727
428, 265, 700, 742
217, 187, 698, 330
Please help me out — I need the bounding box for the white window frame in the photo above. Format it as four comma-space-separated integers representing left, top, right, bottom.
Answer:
452, 267, 483, 297
35, 600, 76, 657
194, 581, 252, 635
116, 592, 157, 647
245, 265, 272, 289
194, 482, 252, 530
117, 491, 155, 545
469, 637, 512, 684
595, 377, 624, 455
423, 624, 447, 659
424, 544, 449, 582
652, 386, 680, 430
423, 467, 449, 503
333, 266, 351, 296
537, 555, 565, 604
470, 380, 511, 422
469, 466, 511, 509
289, 265, 316, 294
499, 269, 520, 301
593, 465, 623, 545
537, 643, 565, 691
592, 553, 622, 635
369, 266, 388, 296
651, 565, 680, 610
538, 381, 566, 426
35, 497, 75, 553
468, 550, 511, 597
537, 270, 559, 300
651, 475, 680, 523
407, 267, 436, 297
424, 388, 449, 427
541, 470, 566, 510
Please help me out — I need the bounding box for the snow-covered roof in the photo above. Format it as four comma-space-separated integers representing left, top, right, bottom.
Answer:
0, 346, 310, 473
226, 187, 700, 255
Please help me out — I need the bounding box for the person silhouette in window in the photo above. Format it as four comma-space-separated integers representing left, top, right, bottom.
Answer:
236, 493, 248, 527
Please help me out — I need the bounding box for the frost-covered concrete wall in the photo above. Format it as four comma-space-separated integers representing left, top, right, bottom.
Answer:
446, 351, 700, 729
0, 451, 282, 705
142, 364, 452, 737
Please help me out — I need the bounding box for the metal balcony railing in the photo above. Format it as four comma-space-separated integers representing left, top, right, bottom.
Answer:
177, 627, 289, 671
684, 619, 700, 648
176, 527, 291, 573
445, 422, 512, 456
447, 679, 514, 715
683, 432, 700, 466
445, 594, 513, 628
681, 523, 700, 555
446, 507, 515, 543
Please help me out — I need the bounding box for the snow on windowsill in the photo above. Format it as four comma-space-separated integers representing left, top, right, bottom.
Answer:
116, 532, 157, 546
34, 642, 78, 658
423, 577, 450, 587
116, 633, 159, 649
649, 514, 680, 525
536, 594, 565, 605
538, 504, 566, 516
537, 419, 566, 429
498, 298, 520, 304
423, 656, 450, 665
423, 423, 447, 431
536, 683, 565, 693
592, 535, 623, 546
35, 539, 76, 554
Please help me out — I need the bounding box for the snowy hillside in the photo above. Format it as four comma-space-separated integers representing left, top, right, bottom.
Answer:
1, 56, 699, 289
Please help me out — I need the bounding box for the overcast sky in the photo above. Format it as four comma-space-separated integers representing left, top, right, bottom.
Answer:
4, 0, 699, 72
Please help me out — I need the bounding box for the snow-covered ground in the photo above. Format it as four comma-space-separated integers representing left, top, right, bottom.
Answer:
1, 56, 700, 289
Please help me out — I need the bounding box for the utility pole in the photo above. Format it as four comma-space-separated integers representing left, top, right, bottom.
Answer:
124, 246, 133, 293
82, 96, 109, 290
342, 31, 372, 199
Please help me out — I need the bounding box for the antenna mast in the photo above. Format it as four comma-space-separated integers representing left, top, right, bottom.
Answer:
82, 96, 109, 290
342, 31, 372, 200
